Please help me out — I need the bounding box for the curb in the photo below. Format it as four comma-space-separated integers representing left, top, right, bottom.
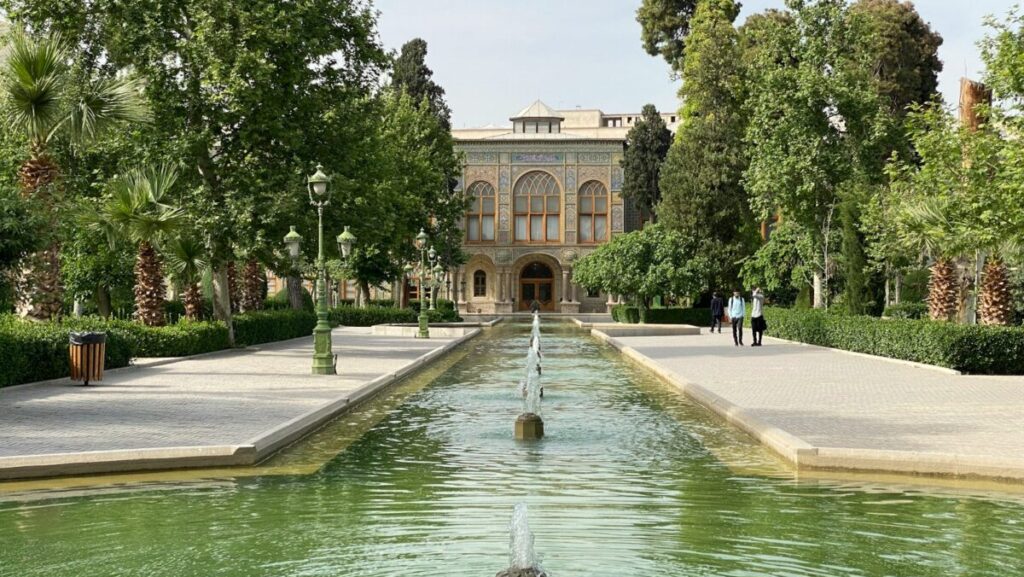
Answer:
0, 329, 481, 481
591, 329, 1024, 483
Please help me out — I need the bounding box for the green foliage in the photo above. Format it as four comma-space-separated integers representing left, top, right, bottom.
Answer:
163, 298, 213, 322
408, 299, 461, 322
391, 38, 451, 131
764, 307, 1024, 374
659, 0, 757, 292
0, 314, 132, 387
840, 199, 871, 314
233, 309, 316, 347
740, 220, 816, 298
573, 224, 709, 315
613, 305, 711, 325
744, 0, 891, 307
621, 104, 672, 219
329, 303, 456, 327
127, 319, 230, 357
0, 185, 44, 270
883, 302, 928, 319
265, 287, 313, 312
636, 0, 738, 74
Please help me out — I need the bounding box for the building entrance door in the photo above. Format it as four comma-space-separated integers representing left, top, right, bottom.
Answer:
518, 262, 556, 311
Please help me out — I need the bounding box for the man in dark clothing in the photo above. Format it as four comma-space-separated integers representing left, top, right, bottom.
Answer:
709, 292, 724, 334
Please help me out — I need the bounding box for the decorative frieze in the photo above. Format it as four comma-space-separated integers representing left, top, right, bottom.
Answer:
565, 166, 576, 192
578, 152, 611, 164
565, 204, 577, 231
498, 194, 510, 231
578, 165, 609, 187
512, 152, 564, 164
565, 231, 577, 244
466, 151, 499, 164
500, 152, 510, 164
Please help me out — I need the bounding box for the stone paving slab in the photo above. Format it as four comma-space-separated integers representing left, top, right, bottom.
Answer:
0, 327, 473, 478
595, 328, 1024, 482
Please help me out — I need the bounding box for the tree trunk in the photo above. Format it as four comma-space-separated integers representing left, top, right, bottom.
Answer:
15, 150, 63, 321
286, 275, 303, 310
183, 282, 203, 320
212, 265, 235, 345
812, 271, 824, 309
95, 285, 112, 318
927, 257, 959, 321
978, 256, 1013, 325
884, 276, 891, 308
240, 259, 263, 312
134, 241, 167, 327
894, 271, 903, 304
360, 280, 371, 308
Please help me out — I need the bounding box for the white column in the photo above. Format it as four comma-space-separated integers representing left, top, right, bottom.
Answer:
561, 270, 569, 302
571, 271, 578, 302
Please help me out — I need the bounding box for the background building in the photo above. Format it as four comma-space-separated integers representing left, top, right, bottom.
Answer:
452, 100, 678, 314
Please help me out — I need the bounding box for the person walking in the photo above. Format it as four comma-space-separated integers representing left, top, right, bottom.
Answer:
728, 289, 746, 346
750, 287, 766, 346
709, 292, 724, 334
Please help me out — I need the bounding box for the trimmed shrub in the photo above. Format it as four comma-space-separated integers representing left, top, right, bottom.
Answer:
329, 304, 457, 326
128, 320, 230, 357
883, 302, 928, 319
265, 286, 314, 311
763, 307, 1024, 374
409, 299, 460, 322
0, 315, 134, 387
642, 307, 713, 325
611, 305, 640, 324
233, 309, 317, 346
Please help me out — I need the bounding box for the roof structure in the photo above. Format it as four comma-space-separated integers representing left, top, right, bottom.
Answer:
510, 100, 564, 121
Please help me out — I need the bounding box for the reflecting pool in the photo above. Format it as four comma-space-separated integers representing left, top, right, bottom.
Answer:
2, 324, 1023, 576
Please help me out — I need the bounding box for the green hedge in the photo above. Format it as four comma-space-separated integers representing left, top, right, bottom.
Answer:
0, 309, 319, 387
329, 304, 458, 327
234, 309, 317, 346
883, 302, 928, 319
763, 307, 1024, 374
612, 305, 711, 325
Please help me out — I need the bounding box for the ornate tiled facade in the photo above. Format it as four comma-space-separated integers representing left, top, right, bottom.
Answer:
452, 100, 679, 314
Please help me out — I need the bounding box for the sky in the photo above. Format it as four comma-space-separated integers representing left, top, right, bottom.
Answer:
372, 0, 1022, 128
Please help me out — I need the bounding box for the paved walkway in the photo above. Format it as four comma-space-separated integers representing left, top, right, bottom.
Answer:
598, 329, 1024, 481
0, 327, 471, 478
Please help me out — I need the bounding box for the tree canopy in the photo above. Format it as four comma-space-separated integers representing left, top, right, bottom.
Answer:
637, 0, 739, 75
621, 104, 672, 222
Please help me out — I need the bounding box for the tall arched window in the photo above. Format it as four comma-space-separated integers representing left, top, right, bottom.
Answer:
578, 180, 609, 242
465, 181, 496, 242
513, 171, 560, 242
473, 270, 487, 297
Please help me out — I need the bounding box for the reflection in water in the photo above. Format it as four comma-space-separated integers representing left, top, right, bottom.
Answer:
1, 324, 1023, 577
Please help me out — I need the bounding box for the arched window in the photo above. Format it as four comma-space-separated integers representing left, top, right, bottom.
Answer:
513, 171, 560, 242
578, 180, 609, 242
465, 181, 496, 242
473, 270, 487, 297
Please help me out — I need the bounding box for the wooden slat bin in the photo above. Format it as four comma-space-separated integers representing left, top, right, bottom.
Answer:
69, 331, 107, 386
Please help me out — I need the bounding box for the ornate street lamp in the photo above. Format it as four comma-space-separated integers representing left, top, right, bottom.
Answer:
283, 164, 357, 375
413, 229, 432, 338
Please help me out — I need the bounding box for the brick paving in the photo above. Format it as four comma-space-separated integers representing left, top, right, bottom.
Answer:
0, 328, 454, 458
612, 330, 1024, 461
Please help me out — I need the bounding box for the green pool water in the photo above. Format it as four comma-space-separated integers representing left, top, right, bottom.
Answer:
2, 324, 1023, 576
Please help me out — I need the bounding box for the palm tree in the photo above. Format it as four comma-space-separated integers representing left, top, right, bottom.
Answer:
89, 164, 184, 326
900, 198, 961, 321
165, 237, 209, 321
1, 29, 150, 320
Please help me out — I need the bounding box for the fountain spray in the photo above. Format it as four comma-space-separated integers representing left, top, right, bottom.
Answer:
495, 503, 547, 577
515, 313, 544, 440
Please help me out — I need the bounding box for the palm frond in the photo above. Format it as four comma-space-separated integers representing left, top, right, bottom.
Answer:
165, 236, 209, 284
0, 29, 70, 144
900, 196, 952, 259
68, 74, 151, 143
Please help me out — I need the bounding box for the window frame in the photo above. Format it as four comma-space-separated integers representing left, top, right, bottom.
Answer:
473, 270, 487, 297
577, 180, 609, 244
513, 171, 561, 244
465, 181, 497, 244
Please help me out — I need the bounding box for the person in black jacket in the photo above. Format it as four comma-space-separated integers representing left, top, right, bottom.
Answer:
709, 292, 724, 334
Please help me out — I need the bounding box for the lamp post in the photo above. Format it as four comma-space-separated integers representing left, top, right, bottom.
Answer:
283, 164, 358, 375
413, 229, 432, 338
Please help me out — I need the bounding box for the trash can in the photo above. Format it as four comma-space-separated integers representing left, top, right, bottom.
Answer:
69, 331, 107, 386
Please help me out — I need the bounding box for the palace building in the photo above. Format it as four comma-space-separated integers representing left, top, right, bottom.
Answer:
451, 100, 678, 314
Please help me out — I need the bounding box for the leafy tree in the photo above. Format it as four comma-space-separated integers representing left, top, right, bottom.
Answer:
636, 0, 739, 75
87, 164, 184, 326
59, 220, 134, 318
739, 220, 817, 302
0, 186, 43, 272
744, 0, 887, 309
839, 197, 871, 314
4, 0, 389, 336
0, 28, 149, 319
621, 104, 672, 223
391, 38, 451, 131
658, 0, 757, 294
572, 224, 709, 318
